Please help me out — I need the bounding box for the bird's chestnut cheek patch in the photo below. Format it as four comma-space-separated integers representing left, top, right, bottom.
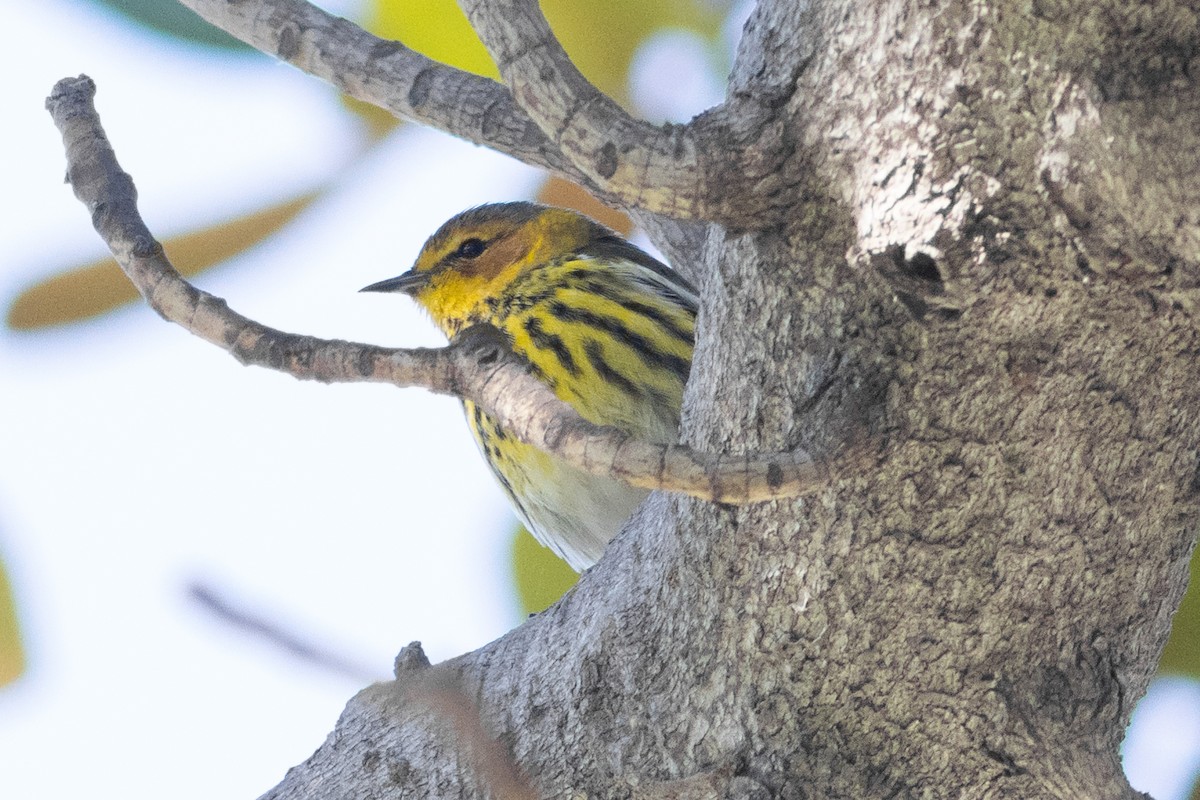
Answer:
468, 233, 534, 282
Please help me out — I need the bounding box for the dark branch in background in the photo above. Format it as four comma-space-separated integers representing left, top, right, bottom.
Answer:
45, 75, 861, 504
188, 580, 380, 684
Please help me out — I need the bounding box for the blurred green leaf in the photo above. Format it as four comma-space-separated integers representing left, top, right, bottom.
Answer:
87, 0, 254, 51
7, 190, 321, 330
366, 0, 499, 78
1158, 546, 1200, 676
512, 526, 578, 616
0, 556, 24, 689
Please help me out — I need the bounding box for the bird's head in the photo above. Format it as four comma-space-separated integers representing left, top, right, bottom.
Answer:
362, 202, 610, 337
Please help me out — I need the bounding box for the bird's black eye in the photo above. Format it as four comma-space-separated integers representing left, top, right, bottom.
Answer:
455, 238, 486, 259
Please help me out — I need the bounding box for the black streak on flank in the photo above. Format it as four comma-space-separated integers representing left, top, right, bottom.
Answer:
584, 340, 640, 397
524, 316, 581, 376
548, 301, 689, 381
565, 274, 694, 347
474, 412, 524, 513
597, 285, 694, 348
490, 462, 531, 524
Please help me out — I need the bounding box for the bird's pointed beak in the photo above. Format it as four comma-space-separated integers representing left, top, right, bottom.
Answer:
360, 269, 430, 296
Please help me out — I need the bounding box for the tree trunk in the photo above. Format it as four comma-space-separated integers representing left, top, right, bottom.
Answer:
190, 0, 1200, 797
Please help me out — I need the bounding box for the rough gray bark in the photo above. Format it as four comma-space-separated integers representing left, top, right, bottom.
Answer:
186, 0, 1198, 797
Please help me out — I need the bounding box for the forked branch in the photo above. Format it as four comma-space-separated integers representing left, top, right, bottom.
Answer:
459, 0, 798, 226
458, 0, 709, 218
177, 0, 795, 229
46, 75, 855, 503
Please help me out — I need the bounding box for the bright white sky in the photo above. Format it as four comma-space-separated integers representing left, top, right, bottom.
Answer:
0, 1, 1194, 798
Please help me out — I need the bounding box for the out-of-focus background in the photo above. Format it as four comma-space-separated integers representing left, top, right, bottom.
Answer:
1, 2, 1197, 797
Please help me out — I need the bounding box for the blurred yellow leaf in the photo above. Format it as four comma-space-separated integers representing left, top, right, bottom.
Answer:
512, 526, 578, 616
364, 0, 724, 104
0, 556, 24, 688
340, 94, 402, 141
7, 191, 320, 330
366, 0, 499, 78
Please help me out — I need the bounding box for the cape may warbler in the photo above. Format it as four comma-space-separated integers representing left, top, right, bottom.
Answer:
362, 202, 697, 571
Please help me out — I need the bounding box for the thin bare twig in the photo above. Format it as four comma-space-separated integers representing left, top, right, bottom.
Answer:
45, 75, 855, 503
187, 580, 380, 684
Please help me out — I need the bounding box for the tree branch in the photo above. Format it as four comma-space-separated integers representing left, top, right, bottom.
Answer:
457, 0, 707, 218
458, 0, 794, 227
176, 0, 796, 229
45, 75, 859, 505
175, 0, 585, 183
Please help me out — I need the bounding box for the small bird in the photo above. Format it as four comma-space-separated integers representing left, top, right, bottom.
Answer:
362, 202, 697, 571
